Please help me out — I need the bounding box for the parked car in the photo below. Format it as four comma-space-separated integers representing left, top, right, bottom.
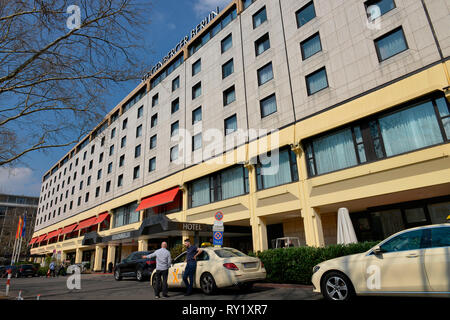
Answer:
151, 247, 266, 295
16, 264, 38, 277
114, 250, 156, 281
312, 224, 450, 301
0, 266, 5, 277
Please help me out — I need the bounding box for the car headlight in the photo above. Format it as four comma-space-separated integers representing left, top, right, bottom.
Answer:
312, 265, 320, 274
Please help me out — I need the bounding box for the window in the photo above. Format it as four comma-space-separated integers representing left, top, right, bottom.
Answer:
135, 144, 141, 158
97, 169, 102, 180
188, 165, 249, 208
91, 145, 95, 155
106, 181, 111, 193
171, 98, 179, 114
171, 121, 179, 137
375, 27, 408, 62
253, 6, 267, 29
192, 133, 202, 151
137, 106, 144, 118
255, 33, 270, 56
83, 151, 87, 161
256, 148, 298, 190
225, 114, 237, 135
306, 67, 328, 95
221, 34, 232, 53
99, 152, 104, 163
172, 76, 180, 92
192, 59, 201, 76
111, 128, 116, 139
260, 93, 277, 118
243, 0, 256, 10
151, 114, 158, 128
95, 187, 100, 198
136, 124, 142, 138
122, 118, 128, 130
85, 192, 89, 203
365, 0, 396, 21
113, 202, 139, 228
107, 162, 113, 174
121, 136, 127, 148
89, 160, 93, 170
296, 1, 316, 28
222, 59, 234, 79
300, 32, 322, 60
133, 166, 140, 179
149, 157, 156, 172
380, 230, 423, 252
430, 227, 450, 248
192, 107, 202, 124
119, 155, 125, 167
257, 62, 273, 86
192, 82, 202, 100
152, 93, 159, 107
109, 145, 114, 156
87, 176, 91, 186
223, 86, 236, 106
117, 174, 123, 187
170, 145, 179, 162
305, 95, 449, 177
150, 135, 157, 149
81, 166, 85, 175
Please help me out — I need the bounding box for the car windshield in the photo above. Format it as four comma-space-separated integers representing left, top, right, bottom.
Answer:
21, 265, 33, 269
214, 249, 247, 258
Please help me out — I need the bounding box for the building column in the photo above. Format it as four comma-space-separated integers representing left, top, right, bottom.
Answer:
93, 245, 104, 272
181, 185, 191, 242
75, 247, 83, 264
292, 144, 325, 247
106, 245, 116, 270
245, 162, 268, 252
61, 251, 67, 263
138, 239, 148, 251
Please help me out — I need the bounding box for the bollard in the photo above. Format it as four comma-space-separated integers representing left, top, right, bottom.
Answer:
16, 290, 23, 300
5, 269, 11, 296
36, 294, 40, 300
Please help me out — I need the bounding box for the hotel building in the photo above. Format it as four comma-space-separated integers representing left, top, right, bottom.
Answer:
30, 0, 450, 271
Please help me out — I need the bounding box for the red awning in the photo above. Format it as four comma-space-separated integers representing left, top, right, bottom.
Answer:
95, 212, 109, 225
44, 229, 62, 241
28, 237, 38, 245
136, 187, 180, 212
74, 216, 98, 231
36, 234, 47, 243
61, 223, 78, 235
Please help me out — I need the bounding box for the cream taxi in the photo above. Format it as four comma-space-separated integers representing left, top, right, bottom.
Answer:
312, 224, 450, 301
151, 247, 266, 295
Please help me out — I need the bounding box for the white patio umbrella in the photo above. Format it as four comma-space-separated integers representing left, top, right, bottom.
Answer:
337, 207, 358, 244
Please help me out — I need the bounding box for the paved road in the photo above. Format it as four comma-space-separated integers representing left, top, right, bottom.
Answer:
0, 274, 320, 300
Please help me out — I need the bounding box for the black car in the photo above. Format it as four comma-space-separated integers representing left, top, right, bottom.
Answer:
0, 266, 5, 277
113, 250, 156, 282
17, 264, 38, 278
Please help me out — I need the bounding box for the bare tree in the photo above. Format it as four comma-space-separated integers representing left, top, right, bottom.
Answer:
0, 0, 152, 166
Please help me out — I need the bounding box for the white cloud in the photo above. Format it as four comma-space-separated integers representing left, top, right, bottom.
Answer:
0, 167, 41, 197
193, 0, 229, 17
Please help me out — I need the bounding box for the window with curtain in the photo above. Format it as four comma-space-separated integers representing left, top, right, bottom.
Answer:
255, 33, 270, 56
257, 62, 273, 86
260, 93, 277, 118
222, 59, 234, 79
436, 97, 450, 139
313, 128, 358, 175
192, 59, 201, 76
375, 27, 407, 61
192, 82, 202, 99
190, 177, 210, 207
296, 1, 316, 28
221, 166, 245, 200
365, 0, 396, 21
221, 34, 233, 53
113, 202, 139, 228
256, 148, 298, 190
193, 107, 202, 124
223, 86, 236, 106
253, 6, 267, 28
379, 101, 443, 157
225, 114, 237, 134
306, 67, 328, 95
301, 33, 322, 60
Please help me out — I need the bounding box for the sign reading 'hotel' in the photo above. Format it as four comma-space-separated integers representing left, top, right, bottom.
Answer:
142, 7, 220, 81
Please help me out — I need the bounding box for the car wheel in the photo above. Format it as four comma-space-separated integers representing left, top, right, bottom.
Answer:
200, 273, 217, 295
136, 268, 144, 282
114, 269, 122, 281
238, 282, 254, 292
321, 271, 354, 301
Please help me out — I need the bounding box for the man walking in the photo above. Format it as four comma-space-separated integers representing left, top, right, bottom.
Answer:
182, 239, 202, 296
143, 242, 171, 299
49, 261, 56, 277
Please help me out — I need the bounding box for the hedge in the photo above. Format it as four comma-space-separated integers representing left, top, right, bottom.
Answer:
252, 241, 379, 285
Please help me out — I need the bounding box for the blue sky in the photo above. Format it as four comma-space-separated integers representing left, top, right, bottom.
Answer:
0, 0, 230, 197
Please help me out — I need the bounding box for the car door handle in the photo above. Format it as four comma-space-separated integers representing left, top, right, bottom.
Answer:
406, 253, 419, 258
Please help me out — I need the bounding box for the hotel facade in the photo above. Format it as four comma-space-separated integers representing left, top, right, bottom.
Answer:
30, 0, 450, 271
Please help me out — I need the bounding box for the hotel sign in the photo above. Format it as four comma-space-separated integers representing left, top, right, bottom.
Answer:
111, 232, 131, 241
142, 7, 220, 81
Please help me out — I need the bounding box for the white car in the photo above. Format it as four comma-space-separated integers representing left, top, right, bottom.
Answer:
151, 247, 266, 295
312, 224, 450, 301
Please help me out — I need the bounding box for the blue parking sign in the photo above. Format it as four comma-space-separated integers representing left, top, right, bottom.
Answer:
213, 231, 223, 246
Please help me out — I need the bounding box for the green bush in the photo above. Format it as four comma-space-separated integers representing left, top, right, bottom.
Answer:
170, 244, 186, 259
37, 267, 48, 277
254, 241, 379, 285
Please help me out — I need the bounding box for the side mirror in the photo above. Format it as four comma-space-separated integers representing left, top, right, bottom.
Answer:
373, 246, 383, 255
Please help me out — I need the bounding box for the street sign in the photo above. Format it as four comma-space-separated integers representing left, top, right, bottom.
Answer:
215, 211, 223, 221
213, 231, 223, 246
213, 220, 224, 232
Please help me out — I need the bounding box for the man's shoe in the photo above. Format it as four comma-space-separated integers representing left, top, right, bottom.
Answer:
155, 295, 160, 299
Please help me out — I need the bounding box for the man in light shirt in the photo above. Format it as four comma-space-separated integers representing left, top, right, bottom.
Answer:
142, 242, 171, 299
